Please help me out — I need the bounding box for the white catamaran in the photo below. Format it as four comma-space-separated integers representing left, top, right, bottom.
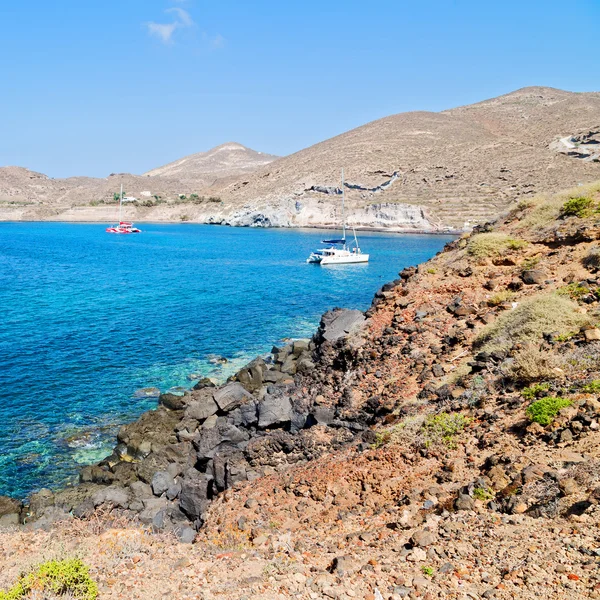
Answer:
106, 185, 141, 234
306, 169, 369, 265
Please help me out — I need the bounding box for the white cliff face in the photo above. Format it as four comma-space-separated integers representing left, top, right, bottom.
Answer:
221, 197, 438, 231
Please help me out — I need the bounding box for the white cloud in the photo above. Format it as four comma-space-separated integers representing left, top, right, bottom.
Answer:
146, 22, 177, 43
210, 33, 225, 49
166, 7, 193, 27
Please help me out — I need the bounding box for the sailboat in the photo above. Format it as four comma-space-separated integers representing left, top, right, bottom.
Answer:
306, 169, 369, 265
106, 185, 141, 234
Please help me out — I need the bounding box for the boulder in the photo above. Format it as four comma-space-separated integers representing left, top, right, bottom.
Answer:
521, 269, 546, 285
239, 401, 258, 426
129, 480, 153, 499
281, 356, 297, 375
27, 488, 55, 520
311, 406, 335, 426
213, 382, 252, 412
179, 470, 211, 520
263, 370, 287, 383
258, 395, 293, 428
192, 377, 216, 390
0, 496, 22, 518
138, 497, 169, 525
316, 309, 366, 343
159, 390, 189, 411
151, 471, 175, 496
292, 339, 310, 356
185, 390, 219, 421
236, 358, 266, 393
91, 486, 130, 509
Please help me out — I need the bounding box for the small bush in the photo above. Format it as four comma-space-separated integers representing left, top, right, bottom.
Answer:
473, 487, 495, 501
180, 214, 190, 222
560, 196, 594, 218
207, 196, 222, 203
582, 379, 600, 393
522, 382, 551, 400
421, 566, 435, 577
582, 247, 600, 272
558, 282, 590, 300
476, 294, 591, 352
467, 233, 527, 259
526, 397, 572, 426
372, 430, 392, 449
505, 344, 563, 384
487, 290, 513, 307
0, 559, 98, 600
422, 412, 469, 448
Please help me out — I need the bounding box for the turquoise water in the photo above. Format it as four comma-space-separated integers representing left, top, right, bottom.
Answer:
0, 223, 454, 498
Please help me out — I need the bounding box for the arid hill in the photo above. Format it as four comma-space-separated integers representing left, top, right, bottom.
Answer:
1, 87, 599, 230
143, 142, 278, 180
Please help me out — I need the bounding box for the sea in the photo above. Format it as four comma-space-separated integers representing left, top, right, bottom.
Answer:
0, 223, 455, 498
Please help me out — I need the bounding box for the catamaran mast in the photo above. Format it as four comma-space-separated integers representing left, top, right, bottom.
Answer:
119, 184, 123, 223
341, 168, 346, 242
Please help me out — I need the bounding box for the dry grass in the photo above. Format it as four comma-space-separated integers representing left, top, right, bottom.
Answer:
467, 232, 527, 259
504, 344, 564, 384
476, 294, 591, 352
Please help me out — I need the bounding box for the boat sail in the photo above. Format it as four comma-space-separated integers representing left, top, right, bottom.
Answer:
306, 169, 369, 265
106, 185, 141, 234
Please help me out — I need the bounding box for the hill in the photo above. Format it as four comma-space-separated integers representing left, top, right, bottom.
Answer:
2, 181, 600, 598
143, 142, 278, 180
1, 87, 599, 231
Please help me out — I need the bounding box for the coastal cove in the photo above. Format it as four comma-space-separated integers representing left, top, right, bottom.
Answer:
0, 223, 455, 499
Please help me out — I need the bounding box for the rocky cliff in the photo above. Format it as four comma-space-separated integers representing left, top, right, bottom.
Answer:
3, 181, 600, 599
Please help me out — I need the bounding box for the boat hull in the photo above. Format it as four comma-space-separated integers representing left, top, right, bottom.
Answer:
320, 253, 369, 265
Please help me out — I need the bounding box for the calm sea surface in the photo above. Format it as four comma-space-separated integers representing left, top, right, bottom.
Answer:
0, 223, 454, 498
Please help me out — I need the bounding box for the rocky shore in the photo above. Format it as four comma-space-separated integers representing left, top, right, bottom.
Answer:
2, 182, 600, 599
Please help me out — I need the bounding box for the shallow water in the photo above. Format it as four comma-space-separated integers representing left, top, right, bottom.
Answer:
0, 223, 454, 498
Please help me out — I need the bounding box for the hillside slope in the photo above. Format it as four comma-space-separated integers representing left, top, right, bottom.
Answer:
143, 142, 278, 179
2, 182, 600, 598
1, 87, 599, 231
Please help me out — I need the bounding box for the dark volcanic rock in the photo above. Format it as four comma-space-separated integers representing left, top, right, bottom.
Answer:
213, 382, 253, 412
185, 389, 219, 421
179, 469, 212, 521
258, 395, 293, 428
316, 309, 366, 343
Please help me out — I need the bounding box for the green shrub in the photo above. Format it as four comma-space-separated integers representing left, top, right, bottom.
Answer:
560, 196, 594, 218
558, 283, 590, 300
487, 290, 513, 307
582, 379, 600, 393
421, 566, 435, 577
0, 559, 98, 600
467, 233, 527, 259
522, 382, 551, 400
473, 487, 495, 501
526, 397, 572, 426
476, 294, 591, 352
422, 412, 469, 448
371, 430, 391, 449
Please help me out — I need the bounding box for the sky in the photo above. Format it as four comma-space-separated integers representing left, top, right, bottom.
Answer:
0, 0, 599, 178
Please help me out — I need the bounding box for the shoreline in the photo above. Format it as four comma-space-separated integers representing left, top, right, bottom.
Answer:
0, 219, 464, 236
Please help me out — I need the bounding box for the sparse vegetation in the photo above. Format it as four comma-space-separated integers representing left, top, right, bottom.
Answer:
0, 559, 98, 600
476, 294, 591, 352
505, 343, 563, 384
180, 214, 190, 222
558, 282, 590, 300
422, 412, 469, 448
473, 487, 495, 501
487, 290, 513, 306
581, 379, 600, 393
522, 382, 551, 401
467, 232, 527, 259
421, 566, 435, 577
526, 397, 572, 426
560, 196, 594, 218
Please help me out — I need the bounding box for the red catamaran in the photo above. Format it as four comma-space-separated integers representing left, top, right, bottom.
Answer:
106, 185, 141, 234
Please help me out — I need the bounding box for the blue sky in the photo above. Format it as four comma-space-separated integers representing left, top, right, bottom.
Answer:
1, 0, 598, 178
